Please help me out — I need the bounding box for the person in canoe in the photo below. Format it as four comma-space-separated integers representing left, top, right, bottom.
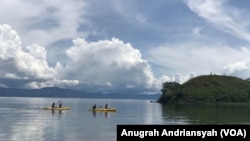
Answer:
59, 102, 62, 108
92, 104, 96, 110
51, 102, 56, 108
57, 101, 62, 108
105, 104, 108, 109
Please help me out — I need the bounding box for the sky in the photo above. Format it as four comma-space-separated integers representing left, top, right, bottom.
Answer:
0, 0, 250, 94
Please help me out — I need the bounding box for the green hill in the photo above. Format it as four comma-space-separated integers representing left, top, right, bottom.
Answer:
158, 75, 250, 104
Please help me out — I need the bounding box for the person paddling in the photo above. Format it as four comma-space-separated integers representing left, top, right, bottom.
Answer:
92, 104, 96, 110
57, 101, 62, 108
105, 104, 108, 109
59, 102, 62, 108
51, 102, 56, 108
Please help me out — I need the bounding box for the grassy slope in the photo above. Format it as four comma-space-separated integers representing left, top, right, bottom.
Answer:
158, 75, 250, 104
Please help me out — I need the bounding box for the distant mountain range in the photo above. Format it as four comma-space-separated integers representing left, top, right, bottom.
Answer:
0, 87, 160, 100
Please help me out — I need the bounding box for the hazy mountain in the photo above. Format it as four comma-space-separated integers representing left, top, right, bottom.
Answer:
0, 87, 160, 100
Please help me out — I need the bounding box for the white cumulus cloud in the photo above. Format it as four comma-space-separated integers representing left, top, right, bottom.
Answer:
0, 24, 174, 93
0, 24, 79, 88
56, 37, 160, 93
0, 24, 53, 80
0, 24, 205, 93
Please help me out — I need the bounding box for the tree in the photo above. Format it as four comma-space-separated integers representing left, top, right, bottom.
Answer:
159, 82, 182, 103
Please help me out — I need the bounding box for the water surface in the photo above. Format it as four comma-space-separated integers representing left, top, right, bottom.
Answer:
0, 97, 250, 141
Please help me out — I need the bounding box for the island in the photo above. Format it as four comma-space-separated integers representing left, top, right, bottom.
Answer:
158, 75, 250, 104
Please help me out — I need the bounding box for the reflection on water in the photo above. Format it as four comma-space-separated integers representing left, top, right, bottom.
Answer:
51, 110, 66, 115
91, 111, 111, 118
2, 97, 250, 141
161, 104, 250, 124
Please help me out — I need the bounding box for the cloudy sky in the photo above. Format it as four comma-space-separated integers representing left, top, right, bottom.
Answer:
0, 0, 250, 94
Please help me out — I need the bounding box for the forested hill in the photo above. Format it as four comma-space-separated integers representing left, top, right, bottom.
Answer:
158, 75, 250, 104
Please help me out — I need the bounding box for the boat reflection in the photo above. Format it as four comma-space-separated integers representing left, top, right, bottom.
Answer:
51, 109, 64, 116
91, 111, 114, 118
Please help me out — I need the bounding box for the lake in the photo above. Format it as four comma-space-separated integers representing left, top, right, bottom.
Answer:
0, 97, 250, 141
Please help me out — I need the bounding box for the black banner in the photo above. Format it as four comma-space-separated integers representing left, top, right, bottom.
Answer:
117, 124, 250, 141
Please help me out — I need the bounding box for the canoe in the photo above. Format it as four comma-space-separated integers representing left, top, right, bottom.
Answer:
89, 108, 117, 112
44, 107, 71, 110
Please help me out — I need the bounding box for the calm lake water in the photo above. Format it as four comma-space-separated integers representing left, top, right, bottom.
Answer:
0, 97, 250, 141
